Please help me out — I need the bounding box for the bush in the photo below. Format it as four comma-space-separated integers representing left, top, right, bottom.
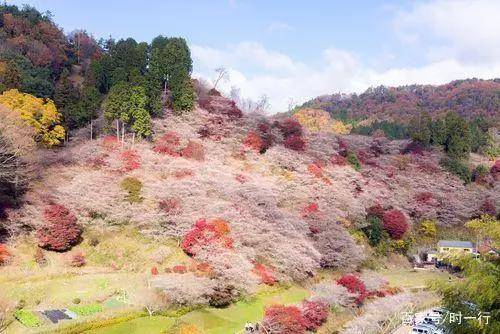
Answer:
415, 192, 433, 204
172, 265, 187, 274
419, 219, 437, 238
181, 140, 205, 161
121, 177, 143, 203
284, 135, 306, 151
14, 309, 42, 327
69, 303, 103, 316
253, 263, 277, 285
70, 251, 86, 267
472, 164, 489, 183
37, 204, 82, 251
0, 244, 10, 265
120, 150, 141, 172
33, 248, 46, 265
301, 300, 329, 330
208, 285, 235, 308
401, 141, 424, 155
491, 160, 500, 178
382, 209, 408, 240
151, 266, 159, 275
302, 202, 320, 218
346, 153, 361, 171
361, 216, 384, 246
159, 198, 181, 215
479, 199, 496, 217
278, 118, 303, 138
439, 157, 471, 184
181, 219, 233, 256
243, 130, 264, 153
366, 204, 384, 220
73, 298, 81, 305
262, 304, 307, 334
331, 155, 347, 166
153, 132, 181, 157
336, 274, 367, 305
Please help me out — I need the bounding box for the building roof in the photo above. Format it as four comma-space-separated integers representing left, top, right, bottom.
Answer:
438, 240, 474, 248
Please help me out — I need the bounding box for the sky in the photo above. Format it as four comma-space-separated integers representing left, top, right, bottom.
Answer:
6, 0, 500, 112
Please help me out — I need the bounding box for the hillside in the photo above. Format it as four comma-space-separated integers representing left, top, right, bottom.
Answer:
301, 79, 500, 124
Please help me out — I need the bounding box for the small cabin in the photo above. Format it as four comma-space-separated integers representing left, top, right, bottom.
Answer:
437, 240, 474, 253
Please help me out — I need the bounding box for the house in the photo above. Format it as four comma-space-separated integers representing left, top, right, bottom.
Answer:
426, 250, 438, 262
437, 240, 474, 253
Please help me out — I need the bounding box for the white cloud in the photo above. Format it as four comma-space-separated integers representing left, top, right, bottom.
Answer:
191, 0, 500, 113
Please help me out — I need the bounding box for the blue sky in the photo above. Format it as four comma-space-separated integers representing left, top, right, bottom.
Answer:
6, 0, 500, 112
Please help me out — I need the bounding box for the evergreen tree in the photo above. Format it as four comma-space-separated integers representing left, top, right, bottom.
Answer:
409, 111, 432, 146
431, 118, 447, 145
444, 112, 471, 159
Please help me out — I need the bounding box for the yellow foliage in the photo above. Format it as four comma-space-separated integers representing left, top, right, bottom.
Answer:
0, 89, 65, 146
179, 324, 202, 334
419, 219, 437, 238
293, 108, 352, 134
465, 215, 500, 248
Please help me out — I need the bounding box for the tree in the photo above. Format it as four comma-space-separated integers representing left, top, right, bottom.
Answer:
419, 219, 437, 238
213, 67, 228, 90
382, 209, 408, 239
362, 215, 384, 246
409, 111, 432, 146
0, 89, 65, 146
261, 304, 307, 334
36, 204, 82, 251
431, 118, 447, 145
444, 112, 471, 159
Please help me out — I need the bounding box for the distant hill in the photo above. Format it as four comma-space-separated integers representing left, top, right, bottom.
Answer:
300, 79, 500, 124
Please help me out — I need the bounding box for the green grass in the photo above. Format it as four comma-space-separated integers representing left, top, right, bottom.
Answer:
84, 316, 175, 334
14, 309, 43, 328
69, 303, 104, 316
377, 268, 450, 288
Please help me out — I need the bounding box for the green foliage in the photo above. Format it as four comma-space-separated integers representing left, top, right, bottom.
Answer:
465, 215, 500, 249
483, 131, 500, 160
444, 112, 471, 159
409, 111, 432, 146
346, 153, 361, 171
14, 309, 42, 327
103, 83, 152, 137
435, 255, 500, 334
473, 164, 489, 182
352, 120, 409, 139
361, 216, 384, 246
439, 157, 472, 184
121, 177, 143, 203
172, 77, 195, 113
68, 303, 103, 316
430, 118, 447, 145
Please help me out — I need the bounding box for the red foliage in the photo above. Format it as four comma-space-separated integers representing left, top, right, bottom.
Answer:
479, 199, 496, 216
418, 160, 441, 174
159, 198, 181, 215
356, 150, 371, 164
102, 135, 119, 149
172, 265, 187, 274
235, 174, 248, 183
36, 204, 82, 251
284, 135, 306, 151
402, 141, 425, 155
181, 218, 233, 256
302, 202, 320, 218
0, 244, 10, 265
70, 251, 86, 267
253, 263, 278, 285
382, 209, 409, 239
415, 192, 433, 204
308, 161, 324, 178
153, 132, 182, 156
366, 204, 385, 219
174, 169, 194, 179
257, 121, 275, 152
263, 304, 307, 334
181, 140, 205, 161
244, 130, 264, 152
120, 150, 141, 172
301, 300, 329, 330
331, 155, 347, 166
278, 118, 303, 138
336, 274, 368, 305
491, 160, 500, 179
151, 266, 159, 275
199, 95, 243, 119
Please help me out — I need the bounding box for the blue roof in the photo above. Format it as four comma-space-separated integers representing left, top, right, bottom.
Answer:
438, 240, 474, 248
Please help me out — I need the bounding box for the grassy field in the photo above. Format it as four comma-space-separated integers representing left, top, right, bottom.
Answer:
86, 285, 310, 334
377, 267, 451, 288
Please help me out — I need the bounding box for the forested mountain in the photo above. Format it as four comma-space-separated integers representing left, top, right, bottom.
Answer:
301, 79, 500, 125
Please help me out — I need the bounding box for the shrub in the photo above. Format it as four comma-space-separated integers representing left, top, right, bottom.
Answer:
0, 244, 10, 265
69, 303, 103, 316
491, 160, 500, 178
366, 204, 384, 220
73, 298, 81, 305
244, 130, 264, 153
472, 164, 489, 183
181, 141, 205, 161
33, 248, 46, 265
172, 265, 187, 274
284, 135, 306, 151
307, 162, 324, 178
159, 198, 181, 215
209, 285, 235, 308
70, 251, 86, 267
151, 266, 159, 275
121, 177, 143, 203
382, 209, 408, 240
439, 157, 471, 184
402, 141, 424, 155
301, 300, 329, 331
181, 219, 233, 256
262, 304, 307, 334
415, 192, 433, 204
102, 135, 120, 149
253, 263, 277, 285
174, 169, 194, 179
235, 174, 248, 183
120, 150, 141, 172
278, 118, 303, 138
302, 202, 320, 218
37, 204, 82, 251
153, 132, 181, 157
361, 216, 384, 246
14, 310, 42, 327
346, 153, 361, 171
331, 155, 346, 166
419, 219, 437, 238
336, 274, 367, 305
